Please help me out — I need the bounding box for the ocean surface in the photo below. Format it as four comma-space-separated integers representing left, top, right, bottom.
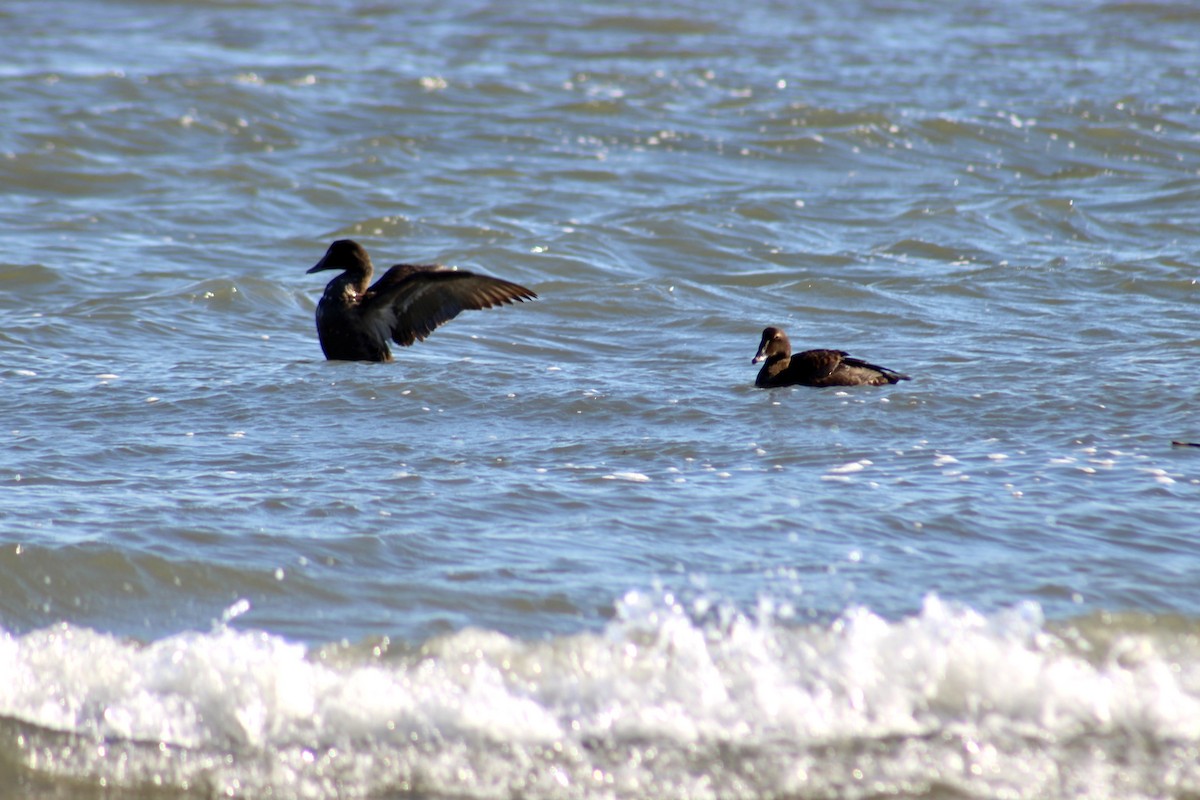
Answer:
2, 0, 1199, 797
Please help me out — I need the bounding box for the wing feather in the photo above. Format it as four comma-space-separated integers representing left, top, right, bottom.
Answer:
792, 349, 848, 380
360, 265, 536, 348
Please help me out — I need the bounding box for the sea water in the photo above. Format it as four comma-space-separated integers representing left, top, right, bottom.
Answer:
1, 0, 1198, 797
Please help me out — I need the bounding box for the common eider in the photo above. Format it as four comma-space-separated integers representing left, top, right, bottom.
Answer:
752, 326, 909, 388
307, 239, 536, 362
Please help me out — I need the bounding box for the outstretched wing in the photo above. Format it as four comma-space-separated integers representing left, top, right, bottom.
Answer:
360, 264, 536, 347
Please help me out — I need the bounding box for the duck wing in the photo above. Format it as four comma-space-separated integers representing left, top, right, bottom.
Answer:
788, 350, 909, 386
360, 264, 536, 347
839, 355, 910, 384
789, 349, 852, 383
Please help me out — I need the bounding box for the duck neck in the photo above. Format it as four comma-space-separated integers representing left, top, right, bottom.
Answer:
329, 266, 371, 299
757, 352, 789, 383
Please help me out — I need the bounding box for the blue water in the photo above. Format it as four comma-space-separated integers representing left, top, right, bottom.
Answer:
1, 0, 1199, 797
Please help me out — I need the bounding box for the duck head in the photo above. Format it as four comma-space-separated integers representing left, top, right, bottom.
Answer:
752, 326, 791, 364
307, 239, 373, 275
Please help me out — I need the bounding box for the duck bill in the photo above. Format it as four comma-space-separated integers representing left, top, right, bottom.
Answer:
307, 252, 335, 273
751, 348, 767, 364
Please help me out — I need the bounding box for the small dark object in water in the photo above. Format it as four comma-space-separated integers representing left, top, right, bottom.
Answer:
751, 326, 909, 388
1171, 441, 1200, 448
307, 239, 536, 362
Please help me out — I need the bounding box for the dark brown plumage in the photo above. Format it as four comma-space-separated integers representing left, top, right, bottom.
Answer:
306, 239, 536, 362
752, 326, 909, 388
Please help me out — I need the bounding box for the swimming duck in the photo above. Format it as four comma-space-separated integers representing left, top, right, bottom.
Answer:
752, 326, 909, 388
307, 239, 536, 362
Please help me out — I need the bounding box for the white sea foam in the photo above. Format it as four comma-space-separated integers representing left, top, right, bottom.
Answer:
602, 472, 650, 482
0, 596, 1198, 798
